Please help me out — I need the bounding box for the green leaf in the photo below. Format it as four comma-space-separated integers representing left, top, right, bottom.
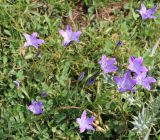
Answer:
21, 87, 30, 99
56, 62, 70, 87
24, 53, 34, 59
3, 56, 8, 64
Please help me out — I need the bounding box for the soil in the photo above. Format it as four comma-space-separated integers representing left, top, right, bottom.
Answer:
97, 0, 128, 21
66, 0, 128, 27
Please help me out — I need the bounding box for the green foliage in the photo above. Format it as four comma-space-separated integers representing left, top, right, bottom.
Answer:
0, 0, 160, 139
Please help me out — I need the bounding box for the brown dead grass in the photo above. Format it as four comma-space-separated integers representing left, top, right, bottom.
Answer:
62, 1, 88, 27
97, 0, 128, 21
67, 0, 128, 27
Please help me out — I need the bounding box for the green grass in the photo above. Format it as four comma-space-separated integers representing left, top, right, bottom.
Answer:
0, 0, 160, 139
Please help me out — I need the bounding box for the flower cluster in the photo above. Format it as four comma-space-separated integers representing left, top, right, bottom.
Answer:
128, 57, 156, 90
16, 2, 158, 134
98, 55, 156, 93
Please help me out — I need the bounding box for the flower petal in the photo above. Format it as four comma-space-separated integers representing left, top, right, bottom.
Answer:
37, 39, 44, 44
23, 33, 30, 41
81, 110, 87, 120
141, 3, 147, 12
31, 32, 38, 37
86, 125, 95, 131
147, 4, 158, 15
86, 116, 94, 124
80, 126, 86, 133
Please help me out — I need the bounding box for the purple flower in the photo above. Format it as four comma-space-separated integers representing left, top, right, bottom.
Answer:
13, 80, 20, 89
78, 71, 85, 81
128, 56, 148, 74
23, 32, 44, 49
28, 99, 43, 115
135, 72, 156, 90
86, 71, 99, 86
136, 3, 158, 20
114, 70, 136, 93
76, 110, 95, 133
98, 55, 117, 74
86, 76, 95, 85
116, 41, 123, 47
59, 25, 81, 46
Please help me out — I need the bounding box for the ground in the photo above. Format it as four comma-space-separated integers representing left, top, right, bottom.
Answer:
0, 0, 160, 140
